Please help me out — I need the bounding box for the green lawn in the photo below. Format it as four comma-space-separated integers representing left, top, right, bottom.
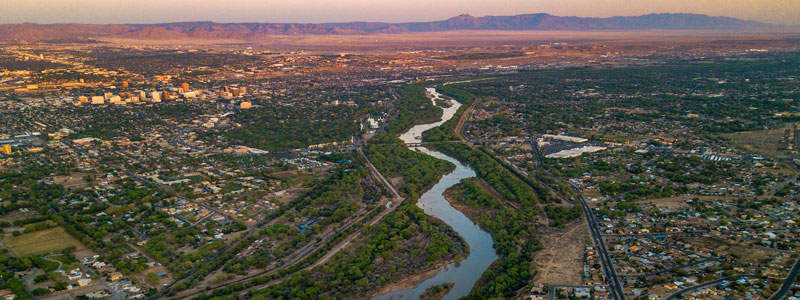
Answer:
4, 227, 85, 256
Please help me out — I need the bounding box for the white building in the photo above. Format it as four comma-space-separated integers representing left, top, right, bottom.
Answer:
150, 91, 161, 102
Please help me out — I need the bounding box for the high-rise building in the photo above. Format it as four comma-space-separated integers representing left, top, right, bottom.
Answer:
151, 91, 161, 102
91, 96, 105, 105
162, 91, 171, 101
181, 82, 190, 92
122, 81, 129, 88
240, 101, 252, 109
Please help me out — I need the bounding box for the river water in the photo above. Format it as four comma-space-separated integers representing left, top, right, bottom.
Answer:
373, 88, 498, 300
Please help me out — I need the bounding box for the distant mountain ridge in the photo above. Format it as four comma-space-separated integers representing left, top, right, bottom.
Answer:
0, 13, 782, 42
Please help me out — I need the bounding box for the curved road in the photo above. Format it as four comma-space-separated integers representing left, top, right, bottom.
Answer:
664, 275, 753, 300
769, 257, 800, 300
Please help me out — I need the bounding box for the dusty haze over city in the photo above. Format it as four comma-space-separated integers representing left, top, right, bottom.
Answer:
2, 0, 800, 25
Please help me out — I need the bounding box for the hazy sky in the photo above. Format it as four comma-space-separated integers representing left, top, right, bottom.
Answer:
2, 0, 799, 25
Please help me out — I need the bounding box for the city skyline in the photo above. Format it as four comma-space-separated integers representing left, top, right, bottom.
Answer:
2, 0, 800, 25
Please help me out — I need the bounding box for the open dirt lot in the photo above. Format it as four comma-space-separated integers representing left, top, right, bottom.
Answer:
687, 236, 780, 265
0, 208, 40, 224
52, 173, 95, 189
531, 218, 591, 286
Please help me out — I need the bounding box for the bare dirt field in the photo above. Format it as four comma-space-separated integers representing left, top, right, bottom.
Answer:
52, 172, 95, 189
723, 123, 796, 158
0, 208, 40, 224
628, 195, 789, 210
134, 265, 174, 289
622, 196, 694, 211
687, 236, 780, 265
531, 218, 591, 286
271, 188, 309, 204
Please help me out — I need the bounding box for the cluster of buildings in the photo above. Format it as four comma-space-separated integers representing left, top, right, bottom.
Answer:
597, 197, 798, 299
71, 82, 199, 106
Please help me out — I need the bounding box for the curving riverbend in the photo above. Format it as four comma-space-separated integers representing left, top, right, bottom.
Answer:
373, 88, 498, 300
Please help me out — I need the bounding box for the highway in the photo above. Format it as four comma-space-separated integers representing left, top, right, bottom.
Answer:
573, 184, 626, 300
768, 256, 800, 300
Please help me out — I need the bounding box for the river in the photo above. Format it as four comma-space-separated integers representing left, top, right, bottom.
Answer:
373, 88, 498, 300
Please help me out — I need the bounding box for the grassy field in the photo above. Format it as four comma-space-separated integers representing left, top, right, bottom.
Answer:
4, 227, 85, 256
723, 123, 795, 158
112, 243, 135, 254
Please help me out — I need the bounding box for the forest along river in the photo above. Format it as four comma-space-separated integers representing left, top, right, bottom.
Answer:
373, 88, 498, 300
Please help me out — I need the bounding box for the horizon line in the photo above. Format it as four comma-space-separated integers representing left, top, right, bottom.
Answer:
0, 12, 790, 27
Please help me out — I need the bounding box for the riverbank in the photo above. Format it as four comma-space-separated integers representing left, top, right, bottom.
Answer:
372, 256, 461, 296
372, 86, 498, 300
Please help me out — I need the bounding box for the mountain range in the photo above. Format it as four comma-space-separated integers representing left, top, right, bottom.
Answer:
0, 13, 783, 42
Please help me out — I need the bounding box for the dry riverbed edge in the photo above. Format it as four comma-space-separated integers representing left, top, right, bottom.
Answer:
441, 178, 592, 290
371, 170, 471, 297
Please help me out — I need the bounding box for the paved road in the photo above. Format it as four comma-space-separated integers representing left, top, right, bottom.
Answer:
36, 265, 126, 300
358, 148, 401, 199
768, 257, 800, 300
65, 139, 232, 221
548, 285, 608, 300
169, 146, 404, 299
453, 91, 480, 141
242, 147, 404, 291
664, 275, 754, 300
601, 231, 707, 237
573, 184, 626, 300
620, 258, 720, 278
529, 137, 544, 167
42, 255, 63, 271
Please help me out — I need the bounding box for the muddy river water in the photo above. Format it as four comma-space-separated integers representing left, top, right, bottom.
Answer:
373, 88, 498, 300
